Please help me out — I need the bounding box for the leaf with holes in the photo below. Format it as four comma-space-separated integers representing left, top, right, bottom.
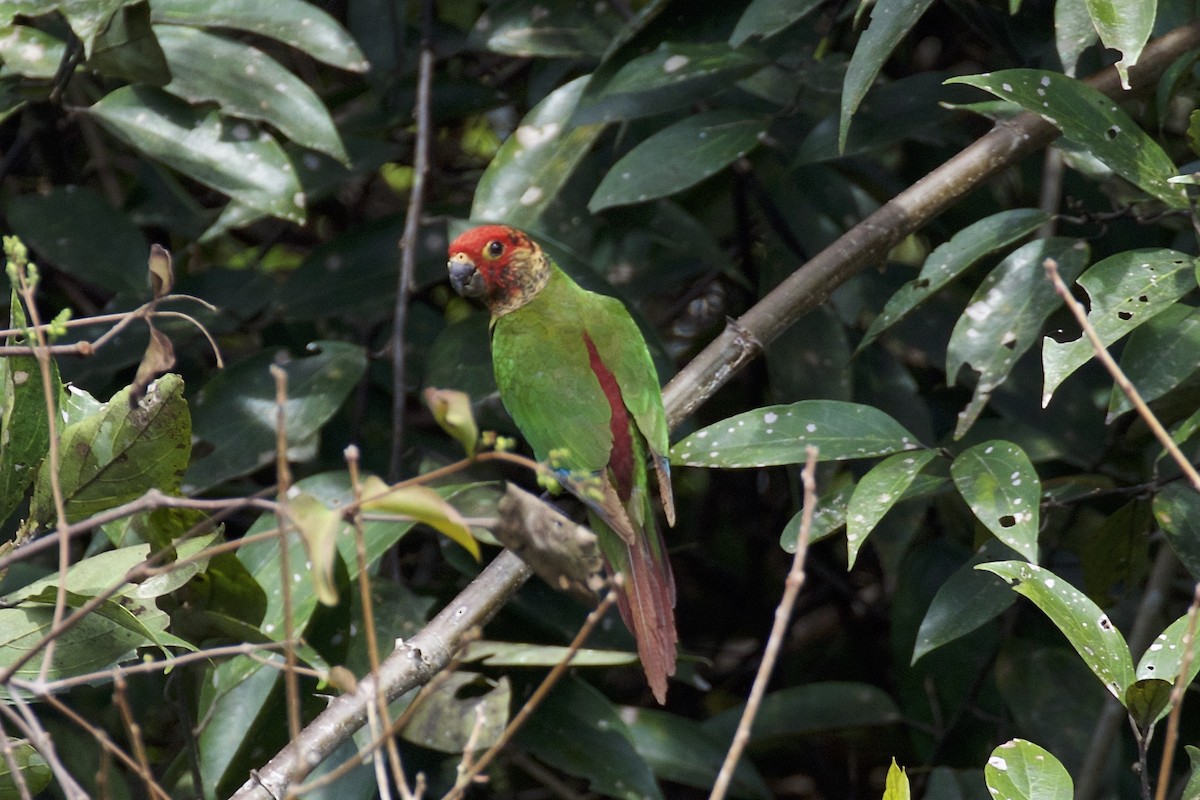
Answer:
472, 77, 605, 229
985, 739, 1073, 800
858, 208, 1051, 354
1085, 0, 1154, 89
977, 561, 1135, 701
846, 450, 937, 567
1042, 249, 1196, 404
950, 441, 1040, 561
671, 401, 921, 469
1110, 303, 1200, 418
946, 237, 1088, 438
590, 110, 766, 211
947, 70, 1187, 208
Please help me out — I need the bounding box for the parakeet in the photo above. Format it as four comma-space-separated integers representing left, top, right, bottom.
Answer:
448, 224, 677, 703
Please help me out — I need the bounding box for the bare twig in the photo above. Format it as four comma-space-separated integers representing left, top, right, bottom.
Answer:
1153, 583, 1200, 800
113, 673, 172, 800
3, 691, 88, 800
389, 0, 437, 478
709, 446, 818, 800
1044, 259, 1200, 491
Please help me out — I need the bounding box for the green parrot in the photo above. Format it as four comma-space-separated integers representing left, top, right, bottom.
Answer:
448, 224, 677, 702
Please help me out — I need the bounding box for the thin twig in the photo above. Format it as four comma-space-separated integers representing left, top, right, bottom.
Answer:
1044, 259, 1200, 491
443, 589, 620, 800
113, 673, 172, 800
0, 714, 33, 800
270, 364, 304, 748
1153, 583, 1200, 800
3, 690, 88, 800
710, 445, 819, 800
389, 0, 437, 479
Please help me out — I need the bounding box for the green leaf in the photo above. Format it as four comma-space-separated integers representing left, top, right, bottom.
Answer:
0, 25, 68, 78
671, 400, 921, 468
1136, 611, 1200, 722
977, 561, 1135, 699
1110, 303, 1200, 417
399, 673, 509, 753
912, 539, 1019, 663
946, 237, 1089, 438
155, 25, 347, 163
469, 0, 622, 58
1042, 249, 1196, 403
149, 0, 368, 72
0, 604, 146, 685
1084, 0, 1154, 89
840, 0, 937, 152
625, 709, 772, 799
518, 676, 663, 800
1153, 484, 1200, 582
462, 641, 637, 667
0, 292, 54, 528
0, 741, 50, 798
185, 342, 367, 492
779, 481, 854, 553
984, 739, 1073, 800
3, 0, 123, 56
6, 185, 150, 293
25, 374, 191, 534
1124, 678, 1172, 731
950, 441, 1041, 562
846, 450, 937, 567
471, 76, 605, 229
730, 0, 823, 46
87, 0, 170, 86
576, 42, 766, 124
1184, 746, 1200, 800
946, 70, 1188, 208
705, 682, 901, 743
87, 85, 305, 224
858, 208, 1051, 353
883, 758, 910, 800
1055, 0, 1097, 77
589, 110, 766, 212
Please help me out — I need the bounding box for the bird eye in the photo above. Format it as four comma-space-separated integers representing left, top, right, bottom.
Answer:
485, 240, 504, 259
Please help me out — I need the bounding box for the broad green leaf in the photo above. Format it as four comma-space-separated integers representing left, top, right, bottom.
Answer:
858, 208, 1051, 353
1110, 303, 1200, 417
1042, 249, 1196, 403
469, 0, 622, 57
912, 539, 1019, 663
779, 481, 854, 553
705, 682, 901, 742
150, 0, 369, 72
0, 741, 50, 798
6, 185, 150, 292
0, 25, 67, 78
0, 0, 123, 56
25, 374, 191, 534
19, 587, 190, 657
1124, 678, 1172, 731
1184, 746, 1200, 800
984, 739, 1073, 800
462, 641, 636, 667
1084, 0, 1154, 89
471, 77, 605, 229
950, 441, 1040, 561
196, 653, 283, 793
846, 450, 936, 567
947, 70, 1188, 208
0, 292, 54, 528
625, 709, 772, 799
185, 341, 367, 492
730, 0, 824, 46
155, 26, 347, 162
0, 604, 145, 684
1137, 612, 1200, 719
1055, 0, 1097, 77
671, 401, 921, 468
87, 0, 170, 85
400, 673, 509, 753
589, 110, 766, 212
87, 86, 305, 224
1153, 484, 1200, 582
883, 759, 910, 800
946, 237, 1088, 438
840, 0, 937, 152
360, 476, 479, 560
576, 42, 766, 124
977, 561, 1135, 699
518, 676, 663, 800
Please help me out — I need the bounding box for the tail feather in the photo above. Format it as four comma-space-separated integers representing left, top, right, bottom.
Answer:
595, 513, 677, 703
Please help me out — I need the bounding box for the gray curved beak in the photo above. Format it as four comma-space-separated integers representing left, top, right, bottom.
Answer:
448, 255, 485, 298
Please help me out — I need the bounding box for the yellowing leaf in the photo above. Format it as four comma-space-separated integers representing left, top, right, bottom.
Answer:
361, 476, 479, 560
286, 491, 341, 606
147, 243, 173, 297
424, 387, 478, 457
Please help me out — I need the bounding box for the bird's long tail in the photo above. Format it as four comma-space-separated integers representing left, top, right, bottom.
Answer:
594, 509, 677, 704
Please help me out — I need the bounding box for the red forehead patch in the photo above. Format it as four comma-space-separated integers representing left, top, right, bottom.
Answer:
447, 225, 530, 258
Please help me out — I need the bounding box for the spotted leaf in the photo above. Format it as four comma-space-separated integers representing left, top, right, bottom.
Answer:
950, 441, 1040, 562
976, 561, 1135, 701
984, 739, 1073, 800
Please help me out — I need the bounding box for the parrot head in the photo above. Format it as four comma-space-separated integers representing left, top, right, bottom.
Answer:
447, 225, 551, 316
